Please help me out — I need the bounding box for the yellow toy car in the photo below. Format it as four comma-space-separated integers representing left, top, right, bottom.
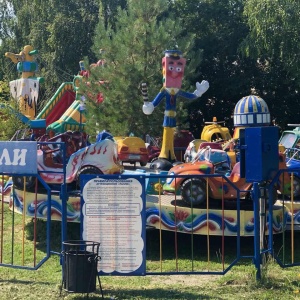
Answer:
200, 117, 232, 142
115, 136, 149, 167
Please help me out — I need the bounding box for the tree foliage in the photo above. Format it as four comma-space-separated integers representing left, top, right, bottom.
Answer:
0, 80, 29, 140
171, 0, 251, 135
0, 0, 299, 139
0, 0, 100, 97
242, 0, 300, 84
172, 0, 300, 135
0, 80, 10, 101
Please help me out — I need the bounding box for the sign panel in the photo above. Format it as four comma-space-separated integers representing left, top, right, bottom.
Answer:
0, 141, 37, 174
81, 175, 146, 275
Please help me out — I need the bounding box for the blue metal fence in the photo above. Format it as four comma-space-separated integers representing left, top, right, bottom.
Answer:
0, 143, 299, 280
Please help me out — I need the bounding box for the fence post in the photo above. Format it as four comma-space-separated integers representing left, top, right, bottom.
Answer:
252, 182, 261, 280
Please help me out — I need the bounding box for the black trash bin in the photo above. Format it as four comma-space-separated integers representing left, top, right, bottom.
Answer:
62, 240, 100, 294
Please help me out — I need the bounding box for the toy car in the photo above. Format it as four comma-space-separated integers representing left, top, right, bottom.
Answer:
13, 138, 124, 191
279, 124, 300, 149
115, 136, 149, 167
145, 135, 161, 162
164, 145, 300, 206
37, 130, 89, 162
147, 144, 161, 162
145, 130, 196, 163
183, 118, 235, 164
200, 117, 232, 142
163, 146, 234, 205
184, 140, 221, 163
173, 129, 195, 161
283, 147, 300, 198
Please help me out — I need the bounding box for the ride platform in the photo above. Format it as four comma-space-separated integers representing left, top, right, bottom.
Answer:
146, 194, 287, 236
277, 199, 300, 230
8, 186, 288, 236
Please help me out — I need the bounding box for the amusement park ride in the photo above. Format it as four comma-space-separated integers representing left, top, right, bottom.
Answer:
1, 45, 299, 236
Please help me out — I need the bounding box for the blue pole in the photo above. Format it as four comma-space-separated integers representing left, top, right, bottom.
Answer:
268, 184, 274, 258
253, 182, 261, 280
61, 143, 68, 247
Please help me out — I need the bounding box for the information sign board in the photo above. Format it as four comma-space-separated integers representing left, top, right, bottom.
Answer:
81, 175, 146, 275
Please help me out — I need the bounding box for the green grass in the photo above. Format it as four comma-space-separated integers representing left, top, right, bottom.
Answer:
0, 205, 300, 299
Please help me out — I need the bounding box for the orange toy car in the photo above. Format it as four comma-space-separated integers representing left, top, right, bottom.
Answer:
163, 146, 278, 206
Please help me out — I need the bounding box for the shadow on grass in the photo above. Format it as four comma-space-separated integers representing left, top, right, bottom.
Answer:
25, 218, 81, 253
60, 286, 221, 300
146, 229, 256, 263
0, 278, 52, 285
146, 227, 300, 264
96, 287, 221, 300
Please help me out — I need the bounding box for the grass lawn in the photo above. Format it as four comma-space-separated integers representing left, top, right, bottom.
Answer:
1, 256, 300, 299
0, 205, 300, 299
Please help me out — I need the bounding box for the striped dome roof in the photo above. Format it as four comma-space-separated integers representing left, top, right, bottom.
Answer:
233, 95, 270, 127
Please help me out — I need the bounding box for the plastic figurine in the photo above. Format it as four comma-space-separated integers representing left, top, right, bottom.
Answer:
5, 45, 44, 119
142, 49, 209, 170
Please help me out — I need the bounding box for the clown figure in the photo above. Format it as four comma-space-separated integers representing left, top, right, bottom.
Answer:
143, 50, 209, 170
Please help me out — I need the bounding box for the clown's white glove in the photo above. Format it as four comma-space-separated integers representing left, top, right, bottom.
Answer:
194, 80, 209, 97
143, 102, 154, 115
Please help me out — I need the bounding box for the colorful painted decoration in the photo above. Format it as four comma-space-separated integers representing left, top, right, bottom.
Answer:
5, 45, 44, 120
234, 95, 271, 127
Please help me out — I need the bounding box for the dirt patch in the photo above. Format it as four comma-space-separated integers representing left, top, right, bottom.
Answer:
149, 274, 220, 287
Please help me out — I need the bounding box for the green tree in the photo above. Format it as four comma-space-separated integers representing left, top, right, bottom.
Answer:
0, 0, 100, 106
84, 0, 204, 138
0, 80, 29, 140
171, 0, 251, 136
242, 0, 300, 85
240, 0, 300, 130
0, 80, 10, 101
99, 0, 127, 30
171, 0, 300, 135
